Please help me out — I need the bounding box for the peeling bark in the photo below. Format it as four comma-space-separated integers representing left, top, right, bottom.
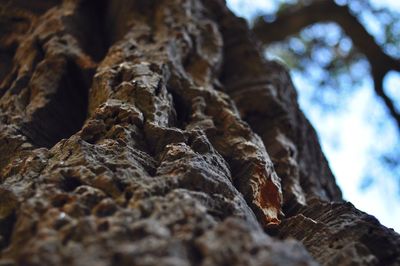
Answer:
0, 0, 399, 265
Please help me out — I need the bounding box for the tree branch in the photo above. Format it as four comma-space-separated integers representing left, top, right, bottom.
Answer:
372, 68, 400, 129
253, 0, 400, 129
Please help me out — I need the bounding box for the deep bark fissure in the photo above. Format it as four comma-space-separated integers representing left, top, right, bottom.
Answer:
20, 60, 89, 148
0, 45, 17, 92
0, 0, 112, 151
0, 211, 16, 250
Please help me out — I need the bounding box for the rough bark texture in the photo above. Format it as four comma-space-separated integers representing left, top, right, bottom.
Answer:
0, 0, 399, 265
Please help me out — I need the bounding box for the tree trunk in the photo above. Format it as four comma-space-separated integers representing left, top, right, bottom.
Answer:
0, 0, 399, 265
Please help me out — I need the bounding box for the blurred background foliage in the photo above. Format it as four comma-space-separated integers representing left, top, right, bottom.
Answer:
227, 0, 400, 231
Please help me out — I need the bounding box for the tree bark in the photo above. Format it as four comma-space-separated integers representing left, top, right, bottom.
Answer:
0, 0, 399, 265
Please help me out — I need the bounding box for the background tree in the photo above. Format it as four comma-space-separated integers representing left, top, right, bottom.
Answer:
253, 0, 400, 126
0, 0, 399, 265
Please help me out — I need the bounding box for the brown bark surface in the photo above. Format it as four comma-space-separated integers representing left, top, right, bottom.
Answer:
0, 0, 399, 265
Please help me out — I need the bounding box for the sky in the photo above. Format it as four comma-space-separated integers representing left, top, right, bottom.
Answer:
226, 0, 400, 232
